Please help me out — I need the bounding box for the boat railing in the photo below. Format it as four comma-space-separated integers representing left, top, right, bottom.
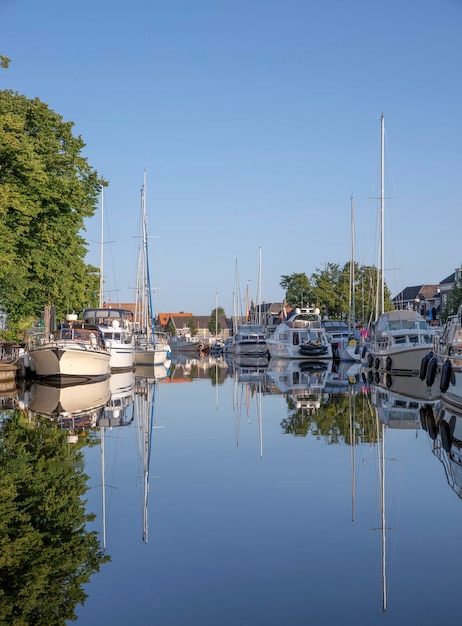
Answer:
288, 319, 321, 329
28, 328, 103, 349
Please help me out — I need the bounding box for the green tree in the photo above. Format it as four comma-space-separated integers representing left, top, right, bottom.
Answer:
208, 306, 225, 334
0, 411, 109, 624
167, 319, 176, 336
0, 90, 102, 326
281, 264, 393, 324
442, 272, 462, 321
187, 318, 197, 335
280, 273, 312, 307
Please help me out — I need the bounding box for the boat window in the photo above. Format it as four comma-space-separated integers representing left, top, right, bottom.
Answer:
293, 333, 299, 345
409, 335, 419, 345
394, 336, 407, 345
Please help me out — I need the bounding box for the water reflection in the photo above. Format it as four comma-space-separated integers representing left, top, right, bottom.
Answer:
425, 399, 462, 499
134, 372, 158, 543
0, 409, 109, 624
3, 358, 462, 623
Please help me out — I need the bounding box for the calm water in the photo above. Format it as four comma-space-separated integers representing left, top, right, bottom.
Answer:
2, 356, 461, 625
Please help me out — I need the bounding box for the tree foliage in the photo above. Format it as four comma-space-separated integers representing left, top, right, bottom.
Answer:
187, 318, 197, 335
208, 306, 225, 334
0, 411, 109, 624
442, 273, 462, 321
0, 90, 102, 325
280, 273, 311, 307
280, 263, 393, 324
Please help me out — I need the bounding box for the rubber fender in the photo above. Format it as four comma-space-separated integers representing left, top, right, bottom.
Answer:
439, 420, 452, 453
440, 360, 452, 393
426, 406, 438, 440
419, 407, 427, 431
385, 356, 392, 372
426, 357, 438, 387
419, 351, 433, 381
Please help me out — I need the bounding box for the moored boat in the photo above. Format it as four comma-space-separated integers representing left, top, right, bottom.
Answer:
266, 307, 333, 359
232, 324, 268, 356
82, 307, 135, 371
364, 309, 434, 374
27, 320, 111, 380
361, 115, 432, 375
133, 172, 170, 368
420, 305, 462, 409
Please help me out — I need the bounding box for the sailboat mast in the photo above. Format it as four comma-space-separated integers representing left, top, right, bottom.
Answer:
141, 172, 148, 334
257, 246, 262, 326
349, 196, 355, 335
99, 188, 104, 308
380, 113, 385, 317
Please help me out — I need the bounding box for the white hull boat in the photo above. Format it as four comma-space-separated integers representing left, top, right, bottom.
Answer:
362, 116, 433, 375
232, 324, 268, 356
266, 307, 333, 359
420, 305, 462, 409
27, 323, 111, 380
82, 308, 135, 371
364, 309, 433, 374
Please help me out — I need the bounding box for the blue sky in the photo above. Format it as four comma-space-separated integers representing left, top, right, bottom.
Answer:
1, 0, 461, 315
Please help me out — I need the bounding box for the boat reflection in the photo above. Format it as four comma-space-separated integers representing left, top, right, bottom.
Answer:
424, 399, 462, 499
98, 370, 135, 428
134, 373, 159, 543
228, 354, 269, 388
135, 359, 172, 383
232, 363, 265, 457
266, 359, 332, 411
325, 360, 362, 397
19, 378, 111, 434
362, 367, 440, 402
369, 374, 440, 430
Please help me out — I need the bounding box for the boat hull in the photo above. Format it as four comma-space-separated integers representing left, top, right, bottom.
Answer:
134, 345, 170, 366
105, 342, 135, 371
266, 339, 333, 359
366, 344, 430, 374
28, 344, 111, 379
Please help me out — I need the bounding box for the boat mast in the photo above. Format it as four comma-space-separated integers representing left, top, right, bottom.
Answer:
349, 196, 355, 336
380, 113, 385, 317
99, 187, 104, 308
142, 171, 150, 337
257, 246, 262, 326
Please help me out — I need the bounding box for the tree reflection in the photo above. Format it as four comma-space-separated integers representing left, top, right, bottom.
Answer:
281, 388, 379, 444
0, 411, 109, 624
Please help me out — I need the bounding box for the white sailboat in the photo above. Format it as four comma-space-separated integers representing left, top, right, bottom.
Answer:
363, 115, 432, 374
338, 196, 361, 362
233, 248, 269, 357
82, 187, 135, 371
134, 171, 170, 366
